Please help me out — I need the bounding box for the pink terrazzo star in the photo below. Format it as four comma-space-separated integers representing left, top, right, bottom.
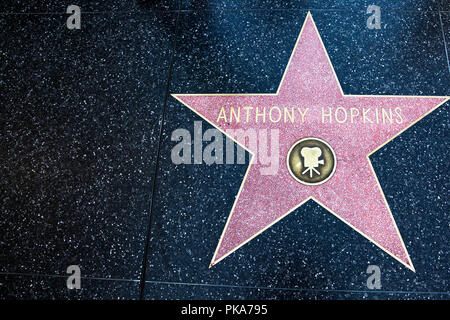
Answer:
173, 12, 448, 271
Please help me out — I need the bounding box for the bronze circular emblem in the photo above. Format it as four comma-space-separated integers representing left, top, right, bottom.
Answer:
287, 137, 336, 185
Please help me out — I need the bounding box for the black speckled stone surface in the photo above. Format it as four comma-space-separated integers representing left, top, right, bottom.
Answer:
143, 9, 449, 299
0, 11, 176, 288
0, 1, 181, 13
313, 10, 449, 95
143, 282, 449, 300
0, 275, 139, 300
182, 0, 446, 11
0, 1, 449, 300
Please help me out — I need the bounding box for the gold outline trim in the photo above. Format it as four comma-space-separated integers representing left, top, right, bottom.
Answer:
172, 12, 450, 272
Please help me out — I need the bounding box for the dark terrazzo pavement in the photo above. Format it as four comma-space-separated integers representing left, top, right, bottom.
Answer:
1, 11, 176, 284
0, 1, 181, 13
0, 274, 139, 300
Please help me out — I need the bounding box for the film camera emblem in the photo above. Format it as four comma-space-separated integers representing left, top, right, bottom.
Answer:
287, 138, 336, 185
300, 147, 324, 178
